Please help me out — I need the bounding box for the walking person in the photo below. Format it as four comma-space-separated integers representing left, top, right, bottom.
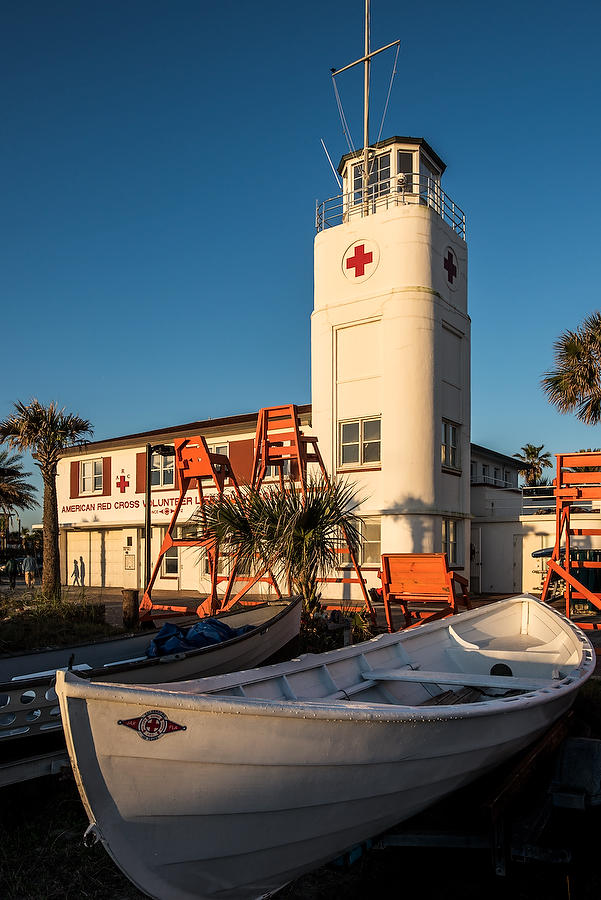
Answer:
79, 556, 86, 587
5, 557, 17, 590
22, 553, 37, 588
71, 558, 80, 586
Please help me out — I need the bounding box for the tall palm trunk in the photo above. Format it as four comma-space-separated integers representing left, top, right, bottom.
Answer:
42, 469, 61, 598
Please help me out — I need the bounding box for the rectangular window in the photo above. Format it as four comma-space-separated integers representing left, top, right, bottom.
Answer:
397, 150, 415, 192
207, 444, 229, 476
442, 517, 460, 566
441, 421, 459, 470
419, 155, 441, 210
151, 450, 175, 487
482, 464, 489, 482
339, 417, 381, 467
353, 152, 391, 204
494, 467, 500, 484
361, 517, 381, 565
265, 459, 291, 480
339, 516, 381, 566
161, 527, 178, 576
81, 459, 103, 495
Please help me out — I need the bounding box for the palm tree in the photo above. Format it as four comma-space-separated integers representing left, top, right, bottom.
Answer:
513, 443, 553, 485
0, 400, 92, 598
542, 311, 601, 424
198, 476, 363, 616
0, 449, 37, 544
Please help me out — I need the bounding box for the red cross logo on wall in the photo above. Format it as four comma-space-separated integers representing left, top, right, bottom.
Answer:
346, 244, 373, 277
342, 240, 379, 281
116, 475, 129, 493
444, 249, 457, 284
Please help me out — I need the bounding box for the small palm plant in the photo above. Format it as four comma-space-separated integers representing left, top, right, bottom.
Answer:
197, 476, 363, 616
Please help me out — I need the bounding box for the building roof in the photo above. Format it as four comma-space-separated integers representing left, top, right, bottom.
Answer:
470, 443, 521, 468
338, 136, 446, 175
60, 404, 312, 456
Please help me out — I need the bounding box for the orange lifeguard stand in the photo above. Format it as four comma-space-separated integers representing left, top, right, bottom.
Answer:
541, 451, 601, 627
139, 436, 242, 621
251, 404, 375, 622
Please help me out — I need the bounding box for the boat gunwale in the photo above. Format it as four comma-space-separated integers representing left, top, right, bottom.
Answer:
0, 597, 302, 692
55, 597, 595, 724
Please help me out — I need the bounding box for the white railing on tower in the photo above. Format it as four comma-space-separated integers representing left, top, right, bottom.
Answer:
316, 173, 466, 239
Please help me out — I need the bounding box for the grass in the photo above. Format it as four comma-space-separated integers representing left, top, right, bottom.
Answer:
0, 776, 144, 899
0, 590, 121, 655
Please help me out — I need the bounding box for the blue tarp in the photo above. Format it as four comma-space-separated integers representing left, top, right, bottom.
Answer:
145, 618, 254, 658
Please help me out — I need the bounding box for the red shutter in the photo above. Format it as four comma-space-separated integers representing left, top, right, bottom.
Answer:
102, 457, 112, 496
136, 452, 146, 493
70, 461, 80, 498
228, 439, 254, 485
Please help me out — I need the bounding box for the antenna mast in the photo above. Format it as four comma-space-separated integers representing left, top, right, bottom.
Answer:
331, 0, 399, 213
363, 0, 370, 205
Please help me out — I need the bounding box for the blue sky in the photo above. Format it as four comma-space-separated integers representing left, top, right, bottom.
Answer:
2, 0, 601, 523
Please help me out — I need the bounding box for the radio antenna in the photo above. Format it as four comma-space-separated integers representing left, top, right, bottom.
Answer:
320, 139, 342, 189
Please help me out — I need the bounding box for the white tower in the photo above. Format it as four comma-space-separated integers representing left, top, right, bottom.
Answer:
311, 10, 470, 580
312, 137, 470, 575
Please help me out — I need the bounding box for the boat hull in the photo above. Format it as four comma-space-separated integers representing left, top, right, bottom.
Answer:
57, 596, 594, 900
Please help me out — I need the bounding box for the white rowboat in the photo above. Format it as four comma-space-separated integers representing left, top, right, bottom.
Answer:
56, 595, 595, 900
1, 598, 301, 746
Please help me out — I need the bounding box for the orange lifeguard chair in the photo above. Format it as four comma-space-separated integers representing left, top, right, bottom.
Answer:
251, 404, 375, 622
139, 436, 242, 621
541, 451, 601, 628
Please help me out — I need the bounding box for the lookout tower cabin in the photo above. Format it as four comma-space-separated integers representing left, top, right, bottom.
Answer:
311, 135, 470, 584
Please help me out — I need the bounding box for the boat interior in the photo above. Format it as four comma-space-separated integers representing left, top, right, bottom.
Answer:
170, 598, 591, 709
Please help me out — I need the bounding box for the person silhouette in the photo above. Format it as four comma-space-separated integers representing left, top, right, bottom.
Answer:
71, 559, 80, 586
79, 556, 86, 587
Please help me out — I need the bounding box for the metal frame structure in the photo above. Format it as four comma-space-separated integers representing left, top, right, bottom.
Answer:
139, 405, 374, 623
139, 436, 243, 621
251, 404, 375, 622
541, 451, 601, 626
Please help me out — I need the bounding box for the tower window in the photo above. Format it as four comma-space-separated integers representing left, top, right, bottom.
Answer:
338, 516, 381, 566
353, 153, 390, 204
397, 151, 415, 192
442, 517, 461, 566
339, 417, 381, 467
441, 420, 460, 471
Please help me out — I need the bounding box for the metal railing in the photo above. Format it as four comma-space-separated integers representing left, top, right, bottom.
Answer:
316, 173, 466, 238
471, 476, 516, 489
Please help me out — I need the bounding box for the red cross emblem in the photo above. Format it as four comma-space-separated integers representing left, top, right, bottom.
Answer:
346, 243, 373, 278
444, 249, 457, 284
118, 709, 186, 741
116, 475, 129, 493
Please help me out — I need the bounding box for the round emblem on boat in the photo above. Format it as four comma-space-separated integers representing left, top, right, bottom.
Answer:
117, 709, 187, 739
138, 710, 169, 740
342, 240, 379, 282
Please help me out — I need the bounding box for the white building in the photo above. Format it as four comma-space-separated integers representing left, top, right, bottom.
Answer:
56, 132, 535, 599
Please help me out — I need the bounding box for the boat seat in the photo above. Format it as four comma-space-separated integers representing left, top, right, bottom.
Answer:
362, 668, 560, 692
420, 686, 483, 706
